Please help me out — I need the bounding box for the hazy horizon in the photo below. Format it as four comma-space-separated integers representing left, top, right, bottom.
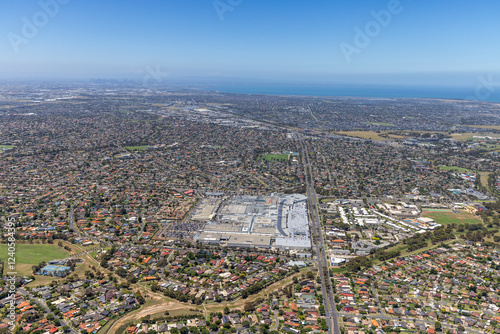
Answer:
1, 1, 500, 90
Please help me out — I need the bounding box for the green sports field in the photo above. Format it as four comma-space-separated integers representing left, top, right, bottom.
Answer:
421, 210, 483, 226
0, 244, 70, 276
438, 166, 474, 173
125, 146, 150, 151
259, 153, 290, 161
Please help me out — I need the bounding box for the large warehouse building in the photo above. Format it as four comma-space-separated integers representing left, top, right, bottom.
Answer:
194, 194, 311, 250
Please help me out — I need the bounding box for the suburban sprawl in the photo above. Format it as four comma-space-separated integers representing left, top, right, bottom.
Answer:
1, 83, 500, 334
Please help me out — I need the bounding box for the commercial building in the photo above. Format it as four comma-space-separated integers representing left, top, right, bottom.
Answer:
195, 194, 311, 250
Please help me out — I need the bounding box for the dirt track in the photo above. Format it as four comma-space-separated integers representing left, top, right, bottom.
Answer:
108, 270, 304, 333
109, 300, 189, 334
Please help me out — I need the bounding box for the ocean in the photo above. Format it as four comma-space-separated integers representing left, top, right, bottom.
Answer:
206, 83, 500, 103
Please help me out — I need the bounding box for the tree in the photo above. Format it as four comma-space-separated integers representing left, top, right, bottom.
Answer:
434, 321, 442, 332
115, 268, 127, 277
223, 306, 230, 315
244, 301, 255, 312
135, 292, 145, 304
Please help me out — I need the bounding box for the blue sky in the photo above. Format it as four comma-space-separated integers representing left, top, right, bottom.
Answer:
1, 0, 499, 86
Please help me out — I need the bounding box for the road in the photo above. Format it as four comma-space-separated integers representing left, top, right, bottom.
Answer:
299, 134, 340, 334
132, 211, 146, 243
69, 201, 113, 247
338, 312, 482, 334
369, 280, 385, 318
271, 310, 279, 331
19, 288, 78, 334
68, 203, 81, 238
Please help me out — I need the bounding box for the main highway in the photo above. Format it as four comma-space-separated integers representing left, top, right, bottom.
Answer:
299, 134, 341, 334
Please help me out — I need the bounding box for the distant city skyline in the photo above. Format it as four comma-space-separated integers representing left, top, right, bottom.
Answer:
1, 0, 500, 89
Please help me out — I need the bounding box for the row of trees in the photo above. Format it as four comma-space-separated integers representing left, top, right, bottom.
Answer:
373, 249, 401, 262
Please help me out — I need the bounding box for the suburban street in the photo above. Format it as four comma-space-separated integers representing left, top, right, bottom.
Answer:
68, 203, 81, 238
18, 288, 78, 334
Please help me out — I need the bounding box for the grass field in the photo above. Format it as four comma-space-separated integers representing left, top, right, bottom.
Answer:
25, 241, 102, 287
449, 132, 500, 141
366, 122, 395, 127
373, 241, 430, 264
0, 243, 70, 276
320, 198, 336, 203
336, 131, 389, 141
371, 239, 459, 266
438, 166, 474, 173
331, 267, 349, 274
478, 172, 490, 188
259, 153, 290, 161
335, 130, 500, 142
335, 131, 406, 141
147, 307, 201, 322
125, 146, 150, 151
482, 145, 500, 152
0, 145, 15, 149
449, 133, 478, 141
421, 210, 483, 226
